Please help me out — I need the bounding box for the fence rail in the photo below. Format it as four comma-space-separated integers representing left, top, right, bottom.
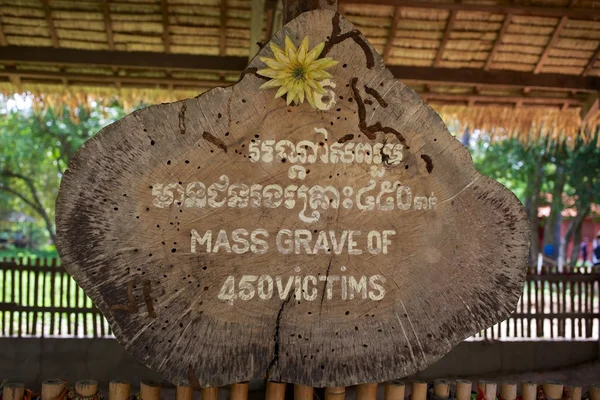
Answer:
0, 257, 598, 339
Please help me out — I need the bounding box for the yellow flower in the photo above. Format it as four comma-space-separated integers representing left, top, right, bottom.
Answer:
258, 36, 338, 109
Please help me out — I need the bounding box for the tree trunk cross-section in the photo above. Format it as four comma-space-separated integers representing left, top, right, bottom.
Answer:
55, 11, 529, 388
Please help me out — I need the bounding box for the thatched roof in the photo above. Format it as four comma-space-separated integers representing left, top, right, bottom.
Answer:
2, 0, 600, 143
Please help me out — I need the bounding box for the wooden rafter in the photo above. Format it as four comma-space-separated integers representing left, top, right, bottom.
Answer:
534, 16, 568, 74
383, 7, 401, 63
102, 0, 115, 50
160, 0, 171, 53
249, 0, 266, 60
582, 46, 600, 76
434, 10, 456, 67
580, 93, 599, 122
484, 14, 512, 71
220, 0, 227, 56
2, 46, 600, 92
41, 0, 59, 48
339, 0, 600, 19
0, 19, 7, 46
421, 93, 582, 107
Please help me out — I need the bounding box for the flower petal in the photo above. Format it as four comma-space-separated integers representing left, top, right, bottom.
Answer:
259, 79, 283, 90
260, 57, 285, 70
304, 42, 325, 65
297, 37, 309, 63
257, 68, 282, 79
275, 85, 289, 99
285, 36, 297, 61
305, 87, 316, 109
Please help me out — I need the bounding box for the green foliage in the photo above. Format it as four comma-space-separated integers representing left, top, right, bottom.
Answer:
0, 96, 126, 247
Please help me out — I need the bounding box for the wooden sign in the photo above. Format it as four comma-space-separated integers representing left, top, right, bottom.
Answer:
56, 10, 529, 387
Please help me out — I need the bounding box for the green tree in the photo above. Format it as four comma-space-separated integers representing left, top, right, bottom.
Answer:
0, 98, 126, 245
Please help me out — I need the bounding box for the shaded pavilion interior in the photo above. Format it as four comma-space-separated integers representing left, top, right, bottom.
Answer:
2, 0, 600, 139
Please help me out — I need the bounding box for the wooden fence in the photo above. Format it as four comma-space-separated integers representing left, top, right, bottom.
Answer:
0, 257, 598, 339
2, 378, 599, 400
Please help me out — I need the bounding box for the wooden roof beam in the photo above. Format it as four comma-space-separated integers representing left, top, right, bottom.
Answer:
102, 0, 115, 50
41, 0, 59, 47
339, 0, 600, 19
249, 0, 266, 60
583, 46, 600, 76
3, 46, 600, 92
434, 10, 456, 67
420, 92, 582, 107
220, 0, 227, 56
160, 0, 171, 53
0, 19, 7, 46
383, 7, 401, 63
534, 16, 568, 74
484, 13, 511, 71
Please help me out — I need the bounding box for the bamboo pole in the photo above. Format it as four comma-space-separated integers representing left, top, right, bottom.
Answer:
325, 387, 345, 400
75, 380, 98, 398
542, 381, 563, 399
569, 386, 582, 400
384, 381, 405, 400
411, 382, 428, 400
2, 383, 25, 400
176, 385, 193, 400
357, 384, 378, 400
500, 382, 517, 400
266, 383, 286, 400
456, 380, 472, 400
202, 387, 218, 400
109, 380, 131, 400
434, 380, 450, 399
231, 383, 249, 400
478, 381, 497, 400
41, 379, 66, 400
521, 382, 537, 400
294, 385, 314, 400
140, 380, 161, 400
589, 384, 600, 400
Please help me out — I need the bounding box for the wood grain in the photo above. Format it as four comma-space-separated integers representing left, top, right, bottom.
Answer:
55, 10, 529, 387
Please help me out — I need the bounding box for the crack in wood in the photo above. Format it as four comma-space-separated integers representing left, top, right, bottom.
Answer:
238, 67, 269, 83
350, 77, 409, 149
265, 294, 292, 380
322, 13, 374, 69
187, 364, 201, 389
179, 103, 187, 134
421, 154, 433, 173
202, 131, 228, 153
319, 259, 333, 316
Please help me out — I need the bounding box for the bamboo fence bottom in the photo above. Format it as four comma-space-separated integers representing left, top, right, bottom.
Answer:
1, 379, 599, 400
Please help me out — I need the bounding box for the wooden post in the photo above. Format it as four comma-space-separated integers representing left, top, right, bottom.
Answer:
176, 385, 193, 400
455, 380, 472, 400
500, 382, 516, 400
357, 384, 377, 400
41, 379, 66, 400
411, 382, 428, 400
433, 380, 450, 399
294, 385, 314, 400
542, 381, 563, 399
201, 387, 218, 400
325, 387, 345, 400
75, 380, 98, 398
283, 0, 337, 24
589, 384, 600, 400
140, 380, 161, 400
266, 382, 286, 400
478, 381, 496, 400
384, 381, 405, 400
2, 383, 25, 400
231, 383, 249, 400
521, 382, 537, 400
569, 386, 582, 400
109, 380, 131, 400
